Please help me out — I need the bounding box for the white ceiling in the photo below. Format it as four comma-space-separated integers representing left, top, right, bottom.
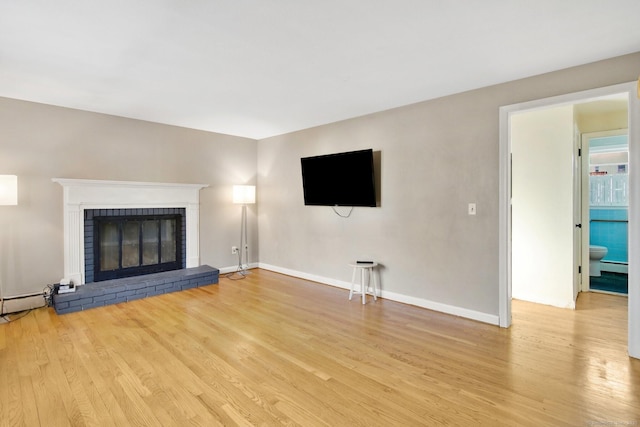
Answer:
1, 1, 639, 140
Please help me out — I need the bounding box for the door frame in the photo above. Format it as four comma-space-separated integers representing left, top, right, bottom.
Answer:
573, 124, 582, 302
498, 81, 640, 358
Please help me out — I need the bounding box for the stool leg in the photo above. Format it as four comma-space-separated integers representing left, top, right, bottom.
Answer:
361, 268, 366, 304
372, 268, 378, 301
349, 267, 356, 300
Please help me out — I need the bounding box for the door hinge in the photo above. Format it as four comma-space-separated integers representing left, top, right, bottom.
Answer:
578, 148, 582, 156
578, 265, 582, 274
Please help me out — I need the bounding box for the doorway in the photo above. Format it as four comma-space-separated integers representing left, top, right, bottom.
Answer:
581, 129, 629, 295
498, 81, 640, 358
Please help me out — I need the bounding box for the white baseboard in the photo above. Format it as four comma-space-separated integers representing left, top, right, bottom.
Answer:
258, 263, 500, 326
218, 263, 259, 275
511, 292, 576, 309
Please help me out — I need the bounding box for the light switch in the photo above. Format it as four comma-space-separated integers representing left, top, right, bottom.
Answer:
468, 203, 476, 215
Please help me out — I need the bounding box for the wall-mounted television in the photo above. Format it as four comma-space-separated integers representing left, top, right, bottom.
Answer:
301, 149, 377, 207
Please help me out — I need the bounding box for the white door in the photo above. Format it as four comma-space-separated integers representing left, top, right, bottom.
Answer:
573, 125, 582, 302
511, 104, 575, 308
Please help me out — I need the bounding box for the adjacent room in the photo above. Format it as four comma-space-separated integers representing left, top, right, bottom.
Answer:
1, 1, 640, 425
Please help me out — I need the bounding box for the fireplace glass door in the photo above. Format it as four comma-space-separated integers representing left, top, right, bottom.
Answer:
94, 214, 181, 281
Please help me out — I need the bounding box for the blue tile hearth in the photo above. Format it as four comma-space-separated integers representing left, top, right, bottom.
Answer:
52, 265, 219, 314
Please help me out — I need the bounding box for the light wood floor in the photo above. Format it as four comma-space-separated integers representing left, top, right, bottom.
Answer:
1, 269, 638, 426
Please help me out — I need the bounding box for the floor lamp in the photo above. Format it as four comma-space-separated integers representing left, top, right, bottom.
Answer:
0, 175, 18, 316
233, 185, 255, 275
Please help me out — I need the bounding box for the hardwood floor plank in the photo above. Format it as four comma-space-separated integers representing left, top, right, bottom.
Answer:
2, 324, 37, 427
121, 296, 287, 426
73, 325, 149, 426
1, 269, 639, 426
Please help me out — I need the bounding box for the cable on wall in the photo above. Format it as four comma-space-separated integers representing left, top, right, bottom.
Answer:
332, 206, 354, 218
224, 250, 247, 280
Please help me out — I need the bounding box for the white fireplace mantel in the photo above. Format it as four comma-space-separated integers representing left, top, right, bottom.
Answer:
53, 178, 209, 285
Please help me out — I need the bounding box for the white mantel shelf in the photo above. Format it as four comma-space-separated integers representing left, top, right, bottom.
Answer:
52, 178, 208, 188
53, 178, 209, 285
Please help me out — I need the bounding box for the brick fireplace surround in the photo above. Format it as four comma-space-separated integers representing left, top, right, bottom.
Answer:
51, 179, 219, 314
53, 265, 219, 314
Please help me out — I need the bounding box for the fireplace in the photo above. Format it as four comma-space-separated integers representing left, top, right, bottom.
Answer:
84, 208, 186, 283
53, 178, 208, 285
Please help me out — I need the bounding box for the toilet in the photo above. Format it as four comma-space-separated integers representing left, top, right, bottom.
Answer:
589, 245, 608, 277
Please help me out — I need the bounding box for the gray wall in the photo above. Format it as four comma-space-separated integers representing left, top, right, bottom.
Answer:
257, 51, 640, 318
2, 51, 639, 319
0, 98, 257, 298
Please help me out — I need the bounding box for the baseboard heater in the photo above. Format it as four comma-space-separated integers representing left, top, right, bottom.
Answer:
1, 292, 46, 315
601, 261, 628, 274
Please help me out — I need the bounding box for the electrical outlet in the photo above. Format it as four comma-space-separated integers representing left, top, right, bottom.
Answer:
231, 246, 239, 254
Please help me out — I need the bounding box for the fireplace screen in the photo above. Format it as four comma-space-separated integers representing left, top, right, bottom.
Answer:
94, 214, 181, 281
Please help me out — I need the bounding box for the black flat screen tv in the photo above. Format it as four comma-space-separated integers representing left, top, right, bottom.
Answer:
301, 149, 376, 207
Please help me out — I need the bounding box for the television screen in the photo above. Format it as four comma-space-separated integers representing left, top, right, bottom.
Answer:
301, 149, 376, 207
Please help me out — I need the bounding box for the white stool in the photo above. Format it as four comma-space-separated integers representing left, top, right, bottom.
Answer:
348, 262, 379, 304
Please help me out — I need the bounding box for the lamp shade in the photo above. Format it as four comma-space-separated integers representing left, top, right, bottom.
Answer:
233, 185, 256, 204
0, 175, 18, 205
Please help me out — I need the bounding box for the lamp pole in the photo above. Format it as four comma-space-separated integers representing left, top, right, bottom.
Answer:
240, 203, 249, 274
232, 185, 255, 277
